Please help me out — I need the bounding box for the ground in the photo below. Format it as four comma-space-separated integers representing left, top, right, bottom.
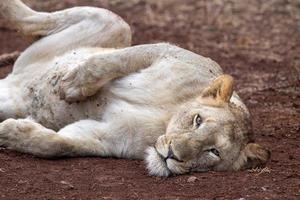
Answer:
0, 0, 299, 199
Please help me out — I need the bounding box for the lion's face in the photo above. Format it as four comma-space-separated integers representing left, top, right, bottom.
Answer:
145, 75, 270, 176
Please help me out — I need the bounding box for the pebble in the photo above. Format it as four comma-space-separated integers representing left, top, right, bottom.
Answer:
60, 181, 75, 189
187, 176, 197, 183
261, 187, 267, 191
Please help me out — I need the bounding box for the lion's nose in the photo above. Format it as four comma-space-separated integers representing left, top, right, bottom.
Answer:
166, 145, 183, 162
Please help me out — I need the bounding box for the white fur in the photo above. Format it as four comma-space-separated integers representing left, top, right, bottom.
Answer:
145, 147, 171, 176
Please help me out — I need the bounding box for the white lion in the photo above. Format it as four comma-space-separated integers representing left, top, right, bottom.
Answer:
0, 0, 270, 176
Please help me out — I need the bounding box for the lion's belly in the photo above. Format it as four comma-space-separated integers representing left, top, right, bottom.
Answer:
21, 48, 111, 130
24, 76, 107, 130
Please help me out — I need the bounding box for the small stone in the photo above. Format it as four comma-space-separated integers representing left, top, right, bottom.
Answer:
187, 176, 197, 183
261, 187, 267, 191
18, 180, 27, 184
60, 181, 74, 189
0, 168, 5, 173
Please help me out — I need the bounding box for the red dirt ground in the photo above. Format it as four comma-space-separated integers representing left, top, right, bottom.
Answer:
0, 0, 299, 199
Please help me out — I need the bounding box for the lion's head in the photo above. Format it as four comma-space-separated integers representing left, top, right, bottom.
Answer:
146, 75, 270, 176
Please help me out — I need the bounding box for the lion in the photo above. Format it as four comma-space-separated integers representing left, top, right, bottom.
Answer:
0, 0, 270, 176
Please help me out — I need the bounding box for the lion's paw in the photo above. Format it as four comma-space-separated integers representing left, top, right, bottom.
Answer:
59, 61, 104, 102
0, 118, 18, 147
0, 118, 37, 147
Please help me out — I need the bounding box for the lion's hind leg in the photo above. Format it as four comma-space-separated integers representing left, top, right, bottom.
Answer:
1, 0, 131, 45
0, 78, 26, 122
0, 118, 111, 158
1, 0, 132, 73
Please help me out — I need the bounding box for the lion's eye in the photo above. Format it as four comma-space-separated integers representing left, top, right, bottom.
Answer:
193, 114, 202, 128
210, 148, 220, 157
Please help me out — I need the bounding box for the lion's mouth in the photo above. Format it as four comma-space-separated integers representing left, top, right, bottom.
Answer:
154, 146, 184, 164
145, 146, 189, 176
145, 147, 172, 176
154, 146, 167, 162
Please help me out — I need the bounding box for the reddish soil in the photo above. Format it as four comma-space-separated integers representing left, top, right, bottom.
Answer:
0, 0, 299, 199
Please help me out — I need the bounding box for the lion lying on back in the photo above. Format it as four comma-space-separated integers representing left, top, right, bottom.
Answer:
0, 0, 270, 176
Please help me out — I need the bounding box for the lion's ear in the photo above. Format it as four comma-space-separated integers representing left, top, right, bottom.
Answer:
236, 143, 271, 170
200, 74, 234, 103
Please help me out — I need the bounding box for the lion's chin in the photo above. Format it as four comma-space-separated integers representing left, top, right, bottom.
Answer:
145, 147, 171, 177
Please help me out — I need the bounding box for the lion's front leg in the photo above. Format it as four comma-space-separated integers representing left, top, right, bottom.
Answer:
59, 43, 174, 102
59, 58, 114, 102
0, 118, 110, 158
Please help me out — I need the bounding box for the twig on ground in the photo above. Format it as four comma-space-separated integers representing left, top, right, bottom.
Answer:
0, 51, 21, 67
248, 167, 271, 175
